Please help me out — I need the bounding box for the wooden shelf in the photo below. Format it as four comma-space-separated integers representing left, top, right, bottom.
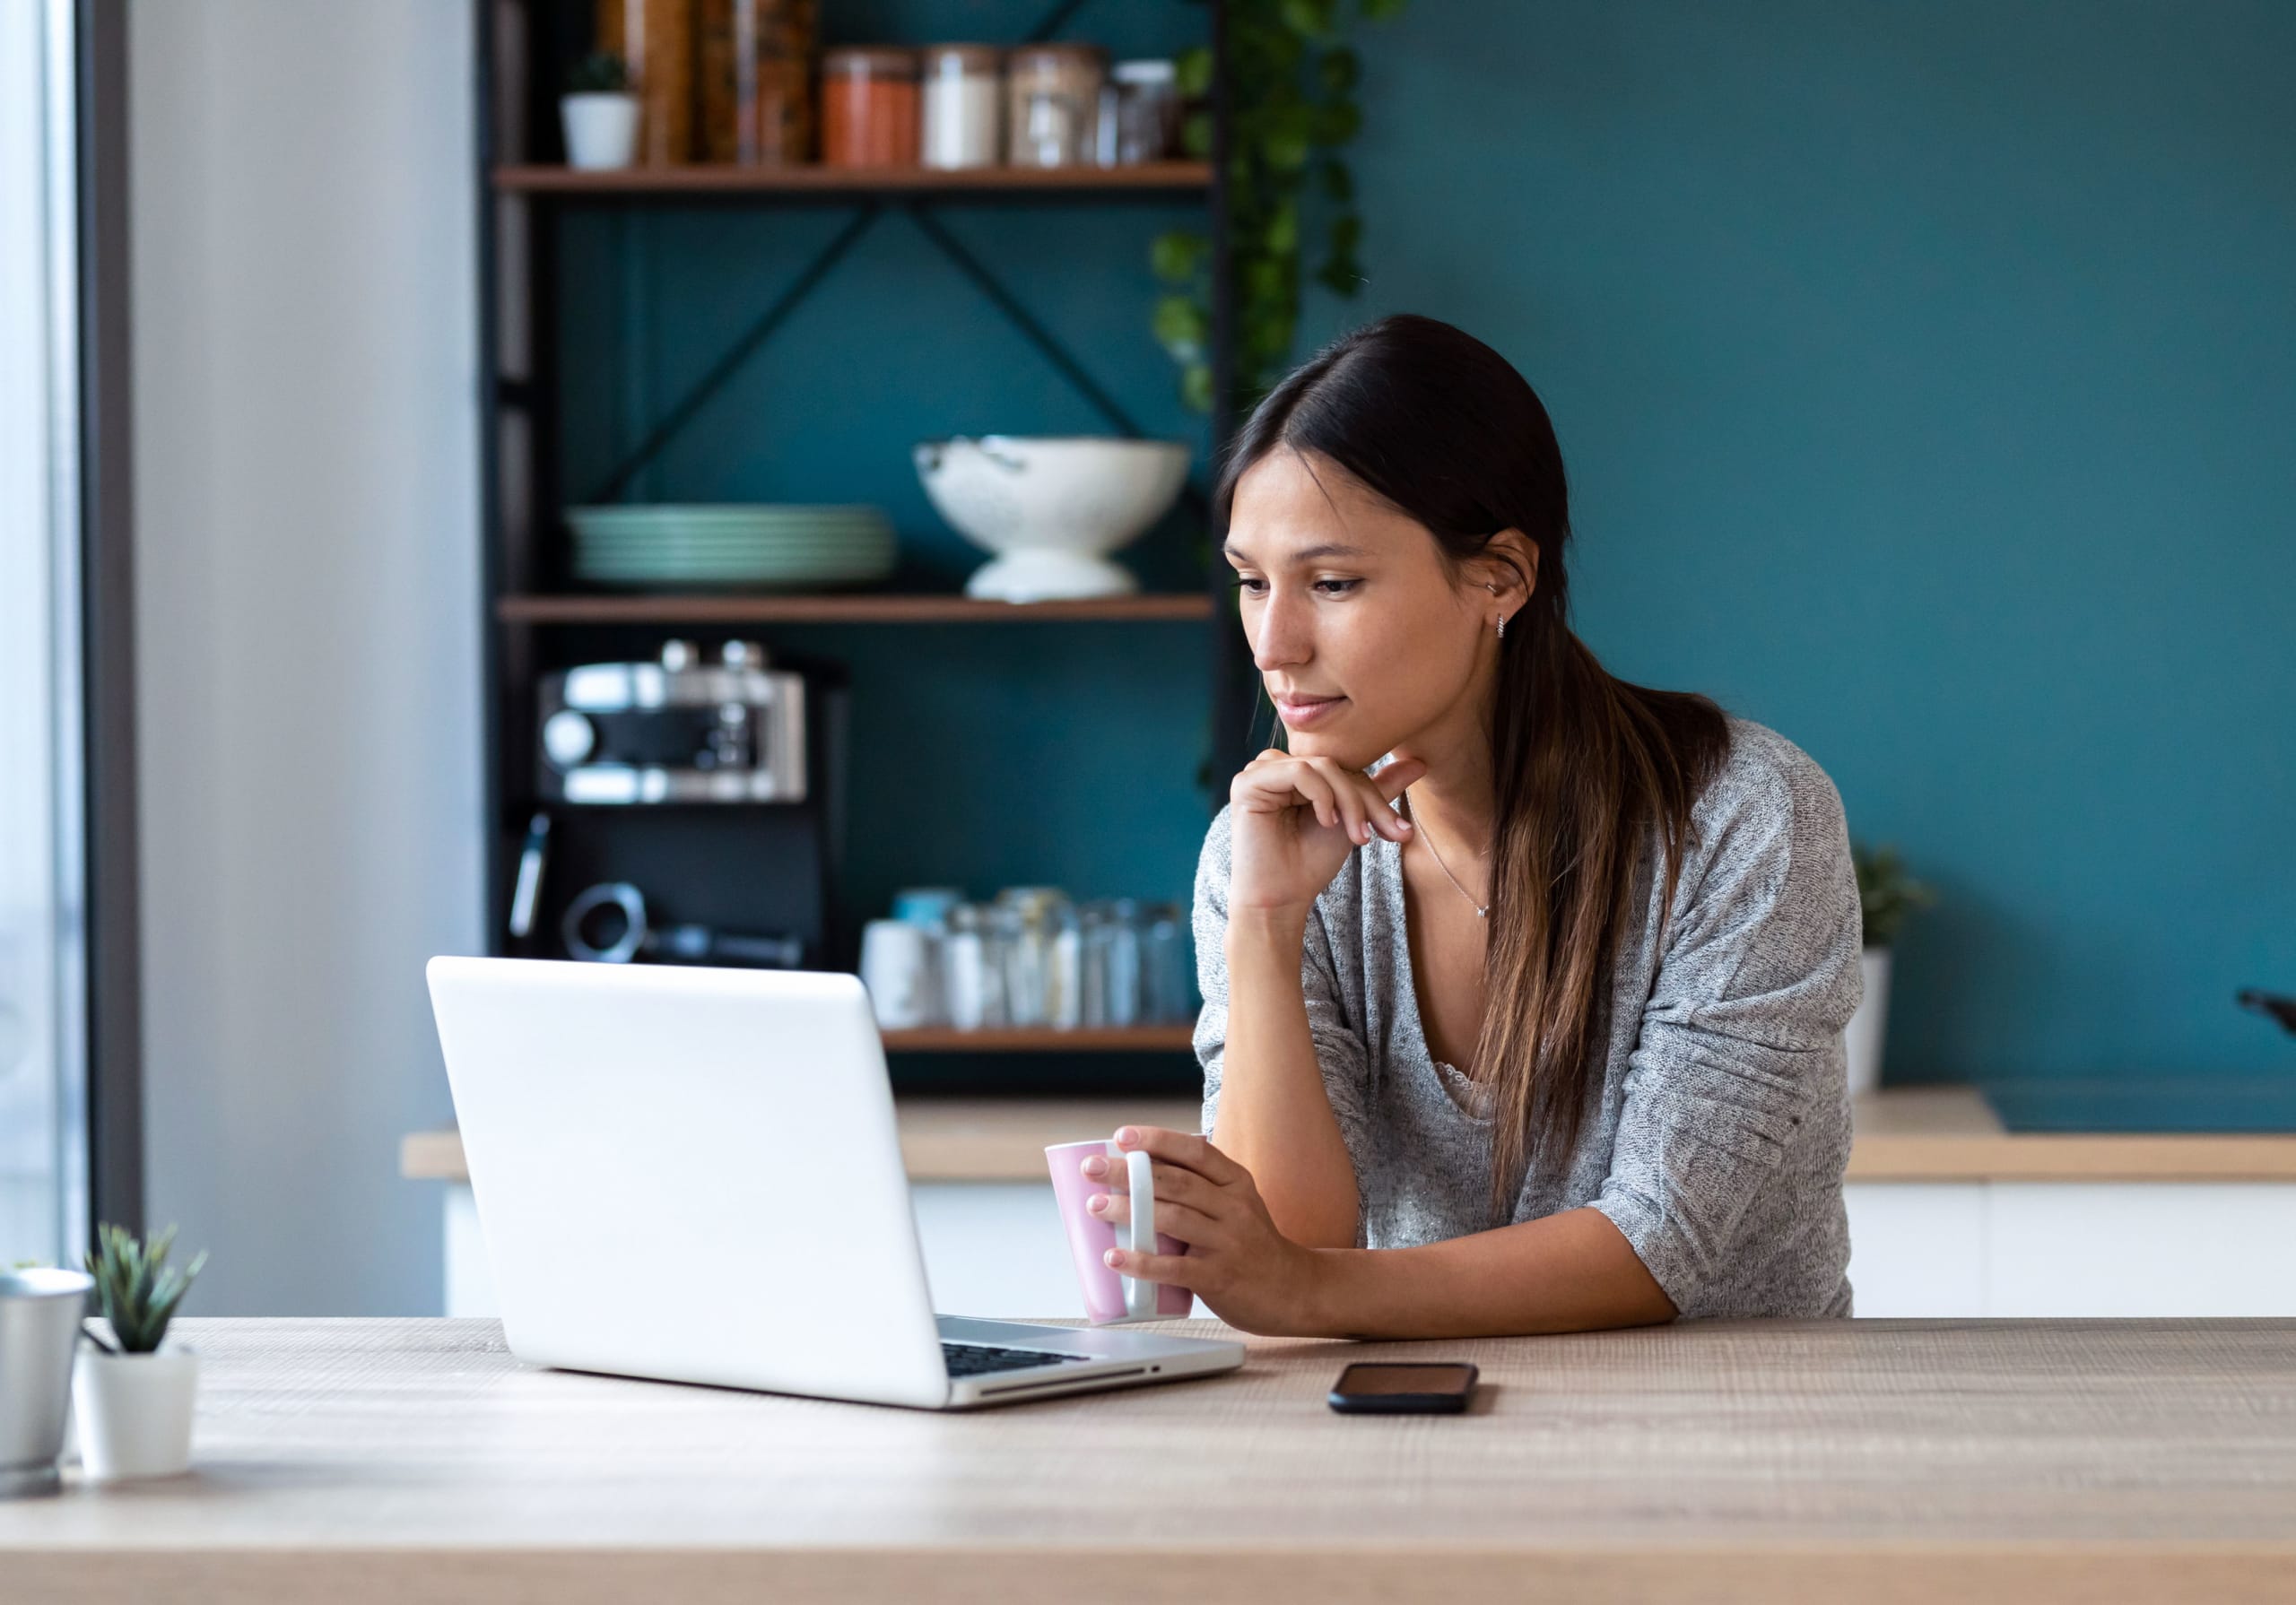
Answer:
493, 160, 1213, 196
880, 1025, 1196, 1054
497, 593, 1216, 624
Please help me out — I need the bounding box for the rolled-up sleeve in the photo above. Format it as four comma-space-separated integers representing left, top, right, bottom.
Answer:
1588, 754, 1866, 1319
1191, 806, 1375, 1221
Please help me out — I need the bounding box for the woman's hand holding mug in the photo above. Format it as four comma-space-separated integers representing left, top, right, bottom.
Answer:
1078, 1125, 1333, 1337
1227, 748, 1426, 916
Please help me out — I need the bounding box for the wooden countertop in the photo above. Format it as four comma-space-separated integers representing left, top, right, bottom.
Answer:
8, 1316, 2296, 1601
401, 1087, 2296, 1185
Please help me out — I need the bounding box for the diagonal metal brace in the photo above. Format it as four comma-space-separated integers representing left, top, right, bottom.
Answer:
1022, 0, 1092, 41
905, 203, 1212, 525
587, 204, 884, 505
901, 202, 1151, 441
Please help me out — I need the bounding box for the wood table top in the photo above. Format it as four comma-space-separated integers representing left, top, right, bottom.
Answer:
7, 1316, 2296, 1601
402, 1087, 2296, 1186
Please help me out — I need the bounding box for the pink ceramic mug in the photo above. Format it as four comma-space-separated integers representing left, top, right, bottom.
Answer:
1045, 1138, 1195, 1323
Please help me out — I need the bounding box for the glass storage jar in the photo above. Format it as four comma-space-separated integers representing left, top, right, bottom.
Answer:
1139, 900, 1192, 1023
996, 887, 1079, 1028
1005, 43, 1104, 168
700, 0, 817, 165
940, 902, 1007, 1029
596, 0, 699, 164
822, 46, 919, 167
1107, 58, 1178, 164
890, 886, 963, 1027
919, 43, 1001, 169
1080, 898, 1145, 1027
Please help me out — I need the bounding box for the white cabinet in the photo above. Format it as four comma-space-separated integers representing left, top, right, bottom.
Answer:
907, 1183, 1080, 1320
1986, 1183, 2296, 1316
1841, 1184, 1988, 1316
1846, 1182, 2296, 1317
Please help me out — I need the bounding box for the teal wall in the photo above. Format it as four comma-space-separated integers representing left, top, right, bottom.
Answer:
562, 1, 2296, 1108
1309, 0, 2296, 1099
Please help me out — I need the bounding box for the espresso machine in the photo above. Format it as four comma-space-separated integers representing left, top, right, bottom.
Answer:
509, 639, 850, 970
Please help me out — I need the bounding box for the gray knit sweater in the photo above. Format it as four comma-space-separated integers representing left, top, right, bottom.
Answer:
1191, 716, 1864, 1320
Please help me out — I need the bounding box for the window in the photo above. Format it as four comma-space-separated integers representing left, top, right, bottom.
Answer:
0, 0, 88, 1268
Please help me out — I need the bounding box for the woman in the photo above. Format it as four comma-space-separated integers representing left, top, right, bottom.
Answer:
1072, 313, 1864, 1339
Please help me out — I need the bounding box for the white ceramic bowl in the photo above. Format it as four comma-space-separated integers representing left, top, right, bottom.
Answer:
913, 435, 1193, 602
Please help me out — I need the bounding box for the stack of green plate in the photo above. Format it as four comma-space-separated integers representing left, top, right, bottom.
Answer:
564, 504, 897, 590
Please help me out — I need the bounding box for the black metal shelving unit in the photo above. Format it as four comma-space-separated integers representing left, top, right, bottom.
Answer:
471, 0, 1248, 1055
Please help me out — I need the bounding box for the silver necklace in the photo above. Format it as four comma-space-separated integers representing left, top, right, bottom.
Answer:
1401, 789, 1488, 918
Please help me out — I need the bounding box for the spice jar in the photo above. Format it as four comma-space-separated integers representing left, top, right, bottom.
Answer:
597, 0, 699, 165
700, 0, 816, 164
1005, 43, 1105, 169
821, 46, 919, 167
919, 44, 1001, 169
1107, 58, 1178, 164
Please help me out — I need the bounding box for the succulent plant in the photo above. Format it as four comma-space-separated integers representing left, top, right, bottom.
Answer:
1853, 841, 1937, 950
82, 1222, 207, 1355
566, 50, 630, 95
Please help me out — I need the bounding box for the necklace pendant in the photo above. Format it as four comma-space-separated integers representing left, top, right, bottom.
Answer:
1475, 907, 1487, 918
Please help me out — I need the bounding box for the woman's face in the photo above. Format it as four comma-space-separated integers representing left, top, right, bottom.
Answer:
1224, 447, 1523, 770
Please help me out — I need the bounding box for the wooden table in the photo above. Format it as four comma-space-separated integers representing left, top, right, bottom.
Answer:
7, 1317, 2296, 1601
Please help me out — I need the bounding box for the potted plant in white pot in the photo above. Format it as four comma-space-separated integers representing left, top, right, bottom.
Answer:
1847, 842, 1937, 1099
74, 1223, 207, 1481
561, 51, 639, 171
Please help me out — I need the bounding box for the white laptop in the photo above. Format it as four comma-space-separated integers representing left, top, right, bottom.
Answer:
424, 955, 1244, 1410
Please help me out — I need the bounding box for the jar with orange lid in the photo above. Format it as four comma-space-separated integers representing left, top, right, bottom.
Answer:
821, 47, 919, 168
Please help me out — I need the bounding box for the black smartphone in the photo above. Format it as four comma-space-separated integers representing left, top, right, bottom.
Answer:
1326, 1361, 1479, 1414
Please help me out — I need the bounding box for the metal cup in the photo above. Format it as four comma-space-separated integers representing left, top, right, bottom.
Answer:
0, 1268, 93, 1498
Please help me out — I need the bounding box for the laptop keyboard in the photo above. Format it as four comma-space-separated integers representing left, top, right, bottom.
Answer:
942, 1340, 1093, 1378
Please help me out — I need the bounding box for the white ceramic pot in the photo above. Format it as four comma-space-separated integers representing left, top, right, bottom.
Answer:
913, 436, 1192, 602
1845, 946, 1892, 1099
73, 1343, 197, 1480
561, 93, 639, 169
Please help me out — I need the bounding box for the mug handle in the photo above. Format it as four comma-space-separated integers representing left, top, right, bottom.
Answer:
1118, 1143, 1157, 1319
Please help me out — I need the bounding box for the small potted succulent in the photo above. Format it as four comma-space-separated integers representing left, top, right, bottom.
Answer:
74, 1223, 207, 1480
1848, 841, 1937, 1098
561, 51, 639, 170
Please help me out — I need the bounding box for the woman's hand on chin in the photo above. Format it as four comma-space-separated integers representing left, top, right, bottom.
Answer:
1077, 1124, 1339, 1337
1227, 747, 1426, 917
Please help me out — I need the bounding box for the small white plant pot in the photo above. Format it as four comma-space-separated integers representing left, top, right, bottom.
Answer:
73, 1343, 197, 1481
1845, 945, 1892, 1100
561, 93, 639, 170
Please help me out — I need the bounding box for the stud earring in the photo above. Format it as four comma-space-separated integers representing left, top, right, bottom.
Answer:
1496, 612, 1508, 640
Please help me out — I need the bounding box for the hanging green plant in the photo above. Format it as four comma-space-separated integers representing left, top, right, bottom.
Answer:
1154, 0, 1408, 419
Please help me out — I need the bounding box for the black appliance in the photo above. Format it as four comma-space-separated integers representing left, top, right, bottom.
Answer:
509, 640, 850, 970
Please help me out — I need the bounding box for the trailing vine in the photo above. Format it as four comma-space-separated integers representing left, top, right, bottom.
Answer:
1153, 0, 1409, 420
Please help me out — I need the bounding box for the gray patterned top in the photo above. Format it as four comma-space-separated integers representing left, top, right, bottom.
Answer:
1191, 716, 1864, 1320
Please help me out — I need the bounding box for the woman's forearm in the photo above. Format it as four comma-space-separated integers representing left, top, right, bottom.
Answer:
1210, 908, 1362, 1250
1300, 1207, 1677, 1338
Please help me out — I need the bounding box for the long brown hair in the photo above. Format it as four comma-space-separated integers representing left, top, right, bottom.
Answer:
1213, 313, 1734, 1225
